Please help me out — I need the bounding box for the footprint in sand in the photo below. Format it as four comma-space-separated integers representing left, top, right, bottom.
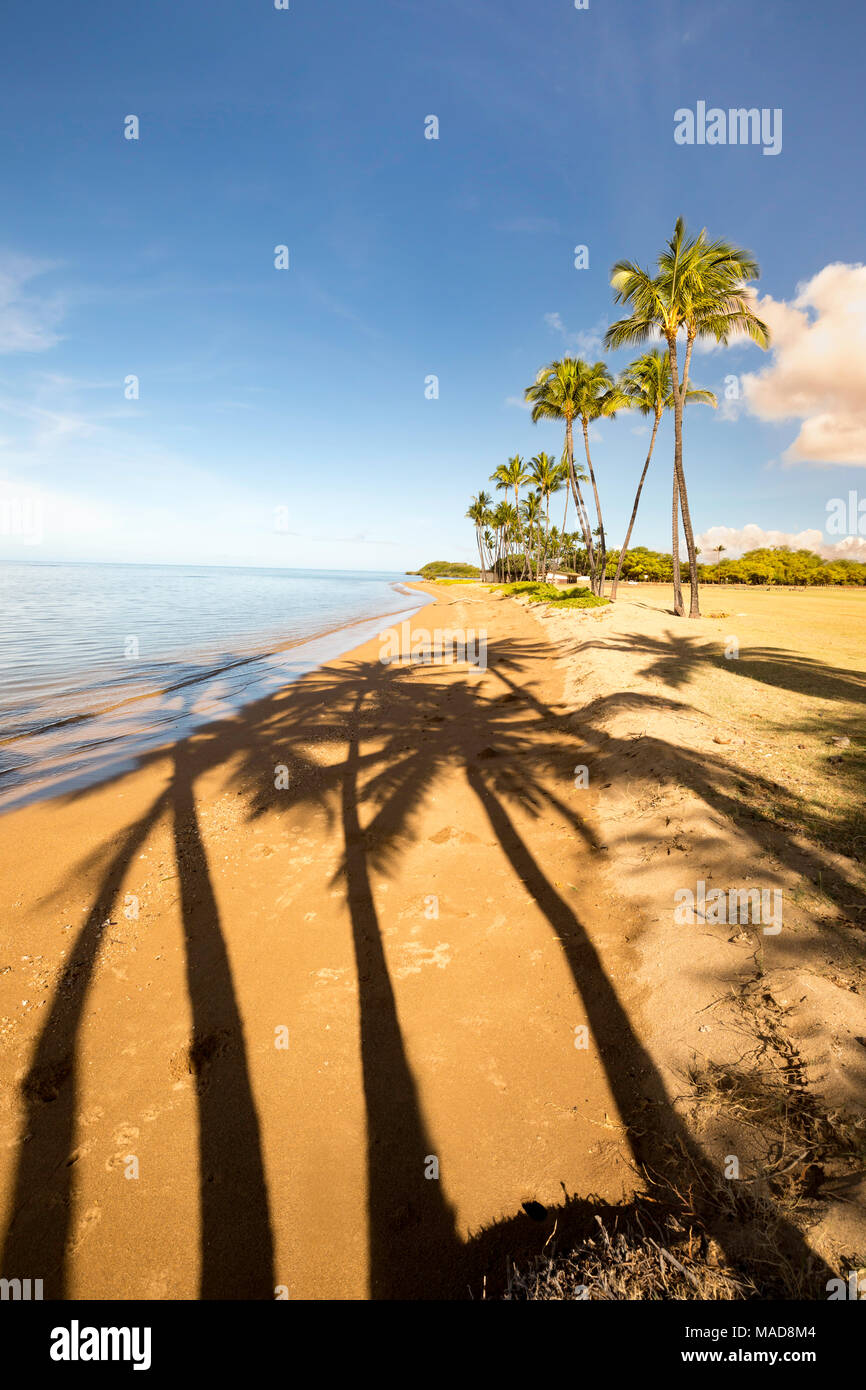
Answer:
428, 826, 482, 846
77, 1106, 105, 1127
113, 1123, 140, 1144
394, 942, 452, 978
67, 1205, 102, 1254
106, 1123, 140, 1171
313, 967, 345, 986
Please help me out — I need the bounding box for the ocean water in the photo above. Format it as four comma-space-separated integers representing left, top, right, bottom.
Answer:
0, 562, 429, 807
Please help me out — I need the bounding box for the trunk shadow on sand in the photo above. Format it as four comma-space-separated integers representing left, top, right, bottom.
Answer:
0, 796, 166, 1297
1, 731, 275, 1299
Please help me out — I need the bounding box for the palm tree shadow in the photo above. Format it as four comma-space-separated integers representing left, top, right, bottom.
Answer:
584, 627, 866, 706
0, 793, 167, 1297
339, 689, 461, 1298
1, 717, 275, 1299
260, 640, 836, 1296
170, 739, 275, 1298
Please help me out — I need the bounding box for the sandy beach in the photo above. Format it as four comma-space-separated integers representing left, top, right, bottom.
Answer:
0, 583, 639, 1300
1, 581, 864, 1300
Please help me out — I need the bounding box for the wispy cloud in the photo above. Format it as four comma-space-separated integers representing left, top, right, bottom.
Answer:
0, 253, 64, 353
543, 311, 608, 359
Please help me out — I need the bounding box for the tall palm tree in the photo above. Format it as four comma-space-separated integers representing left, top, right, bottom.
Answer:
491, 455, 530, 579
466, 490, 493, 579
524, 359, 595, 578
606, 218, 770, 617
525, 358, 620, 595
575, 360, 622, 596
528, 451, 564, 581
609, 351, 716, 601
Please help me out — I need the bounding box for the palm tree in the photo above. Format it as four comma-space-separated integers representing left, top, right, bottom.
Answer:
609, 351, 716, 601
520, 490, 544, 579
547, 523, 561, 575
525, 358, 620, 595
715, 543, 727, 570
524, 359, 595, 580
482, 527, 496, 576
528, 451, 564, 581
606, 218, 770, 617
574, 360, 622, 596
491, 499, 516, 579
491, 455, 530, 579
466, 490, 493, 579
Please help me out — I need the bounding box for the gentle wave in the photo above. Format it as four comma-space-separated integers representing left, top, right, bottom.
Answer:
0, 563, 430, 807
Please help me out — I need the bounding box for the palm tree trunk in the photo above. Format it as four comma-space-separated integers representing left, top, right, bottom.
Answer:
677, 458, 700, 615
672, 466, 684, 615
668, 333, 701, 617
542, 494, 551, 580
565, 418, 596, 578
475, 527, 486, 581
678, 333, 701, 617
667, 335, 685, 616
581, 417, 607, 596
610, 412, 661, 601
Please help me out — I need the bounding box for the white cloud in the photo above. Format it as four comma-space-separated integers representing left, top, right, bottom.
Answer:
696, 522, 866, 562
543, 311, 608, 359
0, 254, 63, 353
741, 263, 866, 466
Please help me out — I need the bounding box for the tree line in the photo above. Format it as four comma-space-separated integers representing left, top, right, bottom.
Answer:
468, 217, 782, 616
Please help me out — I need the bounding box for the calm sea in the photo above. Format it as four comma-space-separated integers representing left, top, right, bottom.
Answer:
0, 562, 429, 807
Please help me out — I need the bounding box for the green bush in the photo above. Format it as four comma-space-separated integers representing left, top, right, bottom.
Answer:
495, 581, 608, 609
544, 589, 609, 609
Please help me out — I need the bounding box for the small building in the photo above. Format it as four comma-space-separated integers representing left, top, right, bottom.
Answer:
545, 571, 588, 587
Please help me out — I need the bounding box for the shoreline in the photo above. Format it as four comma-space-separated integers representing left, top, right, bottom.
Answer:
0, 585, 434, 813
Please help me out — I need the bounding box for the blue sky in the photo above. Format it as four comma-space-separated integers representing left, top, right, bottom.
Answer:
1, 0, 865, 571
